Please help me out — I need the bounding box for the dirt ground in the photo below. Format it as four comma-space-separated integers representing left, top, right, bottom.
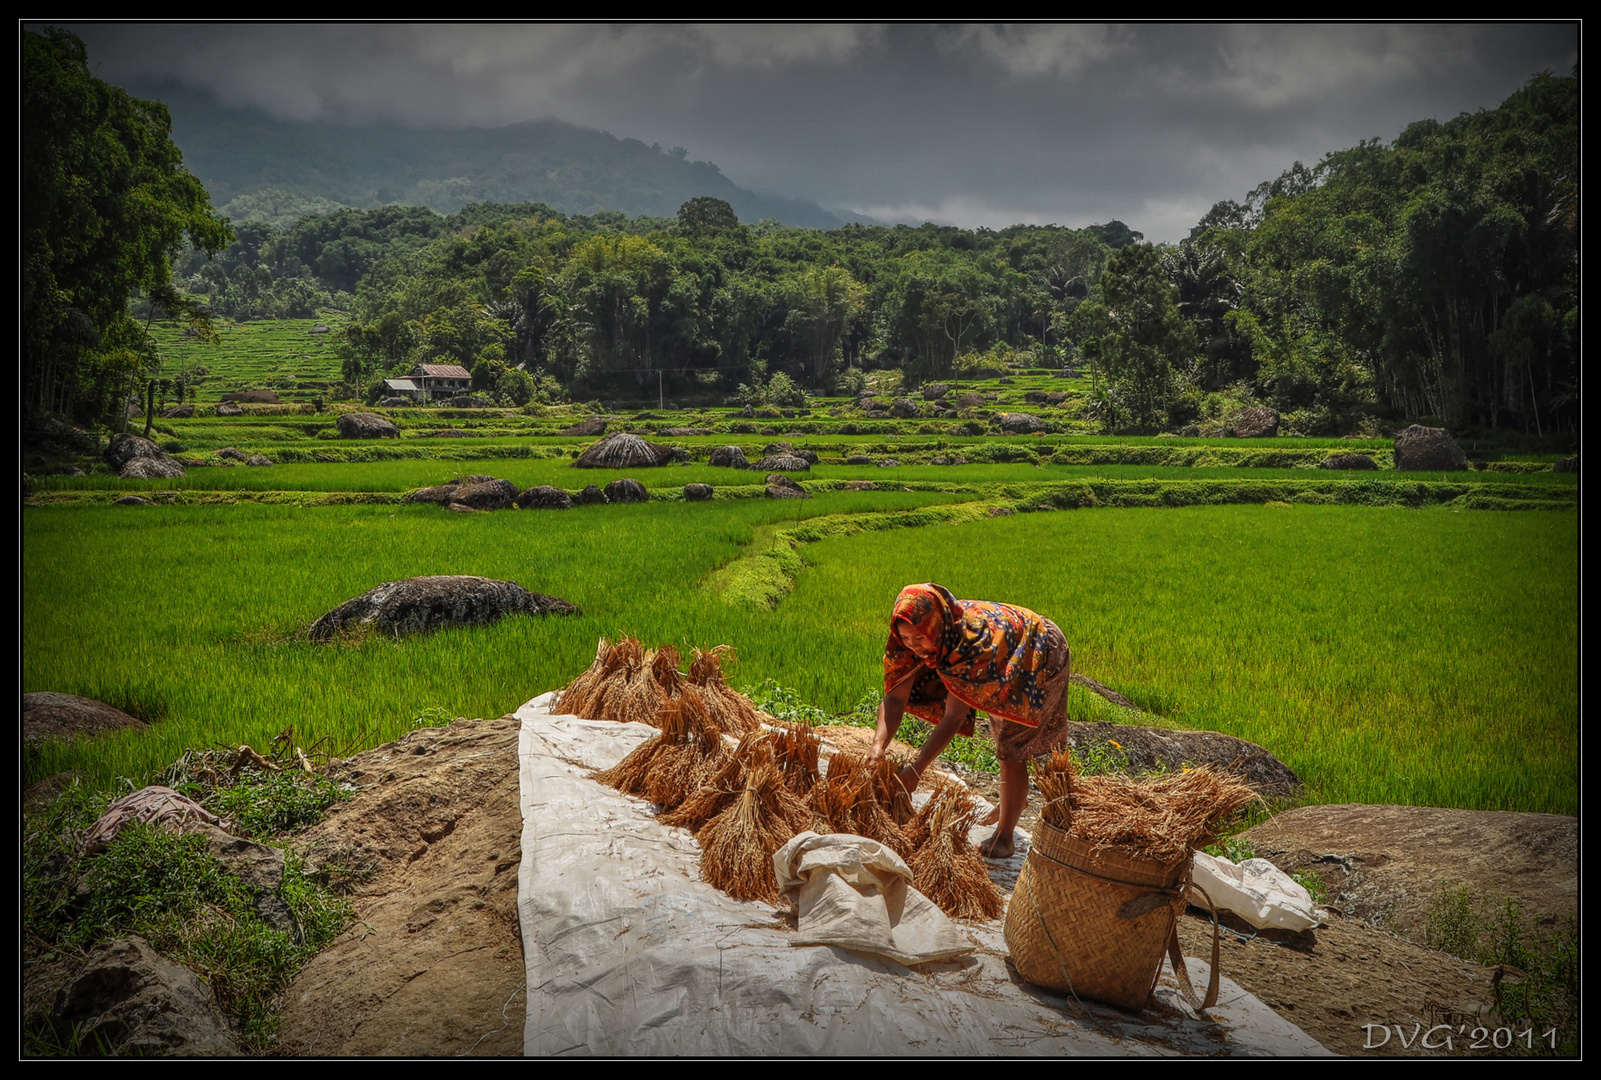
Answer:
270, 715, 1577, 1058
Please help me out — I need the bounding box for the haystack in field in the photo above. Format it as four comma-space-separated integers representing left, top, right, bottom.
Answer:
574, 432, 679, 469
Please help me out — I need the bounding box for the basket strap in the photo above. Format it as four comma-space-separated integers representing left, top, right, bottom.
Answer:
1164, 882, 1221, 1013
1018, 861, 1087, 1016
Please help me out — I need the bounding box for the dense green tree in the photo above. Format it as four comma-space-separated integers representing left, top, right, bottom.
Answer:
23, 28, 232, 424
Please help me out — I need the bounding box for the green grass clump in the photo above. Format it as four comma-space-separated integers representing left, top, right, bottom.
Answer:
23, 779, 352, 1053
1423, 886, 1578, 1057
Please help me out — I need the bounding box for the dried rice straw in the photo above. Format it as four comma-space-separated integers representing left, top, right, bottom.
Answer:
1038, 758, 1259, 865
770, 722, 821, 796
908, 787, 1004, 920
687, 646, 760, 734
657, 730, 774, 831
696, 762, 810, 903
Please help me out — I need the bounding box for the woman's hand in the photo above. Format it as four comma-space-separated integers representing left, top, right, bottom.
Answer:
896, 763, 922, 794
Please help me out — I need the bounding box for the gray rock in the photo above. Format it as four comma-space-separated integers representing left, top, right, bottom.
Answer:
160, 404, 194, 418
215, 402, 244, 417
1065, 720, 1301, 798
194, 822, 285, 893
516, 485, 574, 510
1318, 453, 1378, 471
119, 456, 185, 480
603, 478, 649, 504
559, 416, 607, 437
889, 397, 920, 419
753, 453, 810, 472
336, 412, 401, 440
404, 484, 461, 506
221, 390, 282, 405
739, 405, 756, 418
683, 483, 714, 502
574, 432, 678, 469
765, 481, 810, 499
922, 383, 949, 401
876, 458, 902, 468
24, 693, 149, 743
846, 454, 872, 465
113, 495, 151, 506
105, 433, 164, 471
1232, 406, 1281, 438
708, 445, 750, 469
245, 455, 273, 467
1393, 424, 1469, 472
957, 392, 986, 409
308, 575, 577, 641
765, 473, 806, 493
51, 937, 243, 1057
449, 478, 519, 511
217, 447, 249, 462
1552, 455, 1578, 474
998, 412, 1047, 434
574, 484, 608, 505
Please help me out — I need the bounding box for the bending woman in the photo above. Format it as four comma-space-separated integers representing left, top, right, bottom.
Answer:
867, 582, 1071, 859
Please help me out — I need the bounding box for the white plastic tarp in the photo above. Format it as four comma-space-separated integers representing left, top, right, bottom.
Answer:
516, 694, 1330, 1057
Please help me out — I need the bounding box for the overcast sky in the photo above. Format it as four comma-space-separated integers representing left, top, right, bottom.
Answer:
67, 22, 1578, 243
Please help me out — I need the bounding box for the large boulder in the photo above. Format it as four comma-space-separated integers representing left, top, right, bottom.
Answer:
558, 416, 606, 437
602, 478, 649, 504
957, 392, 986, 409
50, 937, 243, 1057
922, 383, 950, 401
1318, 453, 1379, 471
160, 404, 194, 419
336, 412, 401, 440
889, 397, 920, 419
23, 693, 148, 743
574, 432, 678, 469
574, 484, 607, 505
246, 455, 274, 467
217, 447, 249, 462
1232, 406, 1281, 438
708, 445, 750, 469
1552, 456, 1578, 474
765, 476, 810, 499
753, 453, 810, 472
683, 483, 714, 502
113, 495, 150, 506
449, 478, 519, 511
215, 402, 244, 417
105, 433, 164, 472
1393, 424, 1469, 472
119, 456, 185, 480
405, 485, 461, 506
998, 412, 1047, 434
516, 485, 574, 510
308, 575, 577, 641
1064, 719, 1302, 799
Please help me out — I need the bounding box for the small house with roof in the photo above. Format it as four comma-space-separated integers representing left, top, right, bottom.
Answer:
382, 363, 473, 402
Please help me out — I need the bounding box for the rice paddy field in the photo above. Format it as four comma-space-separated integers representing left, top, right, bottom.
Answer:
26, 319, 1578, 815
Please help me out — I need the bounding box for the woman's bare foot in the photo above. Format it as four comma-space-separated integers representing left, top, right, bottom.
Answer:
978, 830, 1015, 859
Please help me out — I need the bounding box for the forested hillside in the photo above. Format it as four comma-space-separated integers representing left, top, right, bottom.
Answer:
123, 79, 862, 230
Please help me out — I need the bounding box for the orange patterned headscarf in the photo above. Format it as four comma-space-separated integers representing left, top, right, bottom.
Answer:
884, 583, 1060, 728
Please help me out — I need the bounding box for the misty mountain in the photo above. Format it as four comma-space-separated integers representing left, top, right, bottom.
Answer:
124, 79, 869, 230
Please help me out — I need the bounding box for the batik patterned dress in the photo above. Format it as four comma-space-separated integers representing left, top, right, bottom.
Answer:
883, 583, 1072, 762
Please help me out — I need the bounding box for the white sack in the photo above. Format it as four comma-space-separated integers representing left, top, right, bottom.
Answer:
773, 831, 974, 966
1191, 851, 1324, 932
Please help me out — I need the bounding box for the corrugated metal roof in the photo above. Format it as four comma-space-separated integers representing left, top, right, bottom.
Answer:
416, 364, 471, 379
384, 379, 422, 391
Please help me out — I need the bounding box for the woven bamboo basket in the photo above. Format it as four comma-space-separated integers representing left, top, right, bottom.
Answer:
1003, 816, 1193, 1011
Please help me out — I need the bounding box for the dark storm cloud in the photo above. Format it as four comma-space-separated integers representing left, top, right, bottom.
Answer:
68, 22, 1577, 242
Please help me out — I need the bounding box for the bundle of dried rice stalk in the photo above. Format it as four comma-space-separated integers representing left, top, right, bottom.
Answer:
696, 762, 810, 904
770, 722, 821, 796
557, 637, 631, 718
909, 787, 1004, 920
1040, 761, 1259, 865
687, 646, 760, 734
658, 730, 774, 831
902, 772, 971, 851
1033, 746, 1076, 828
592, 685, 726, 809
808, 751, 912, 855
